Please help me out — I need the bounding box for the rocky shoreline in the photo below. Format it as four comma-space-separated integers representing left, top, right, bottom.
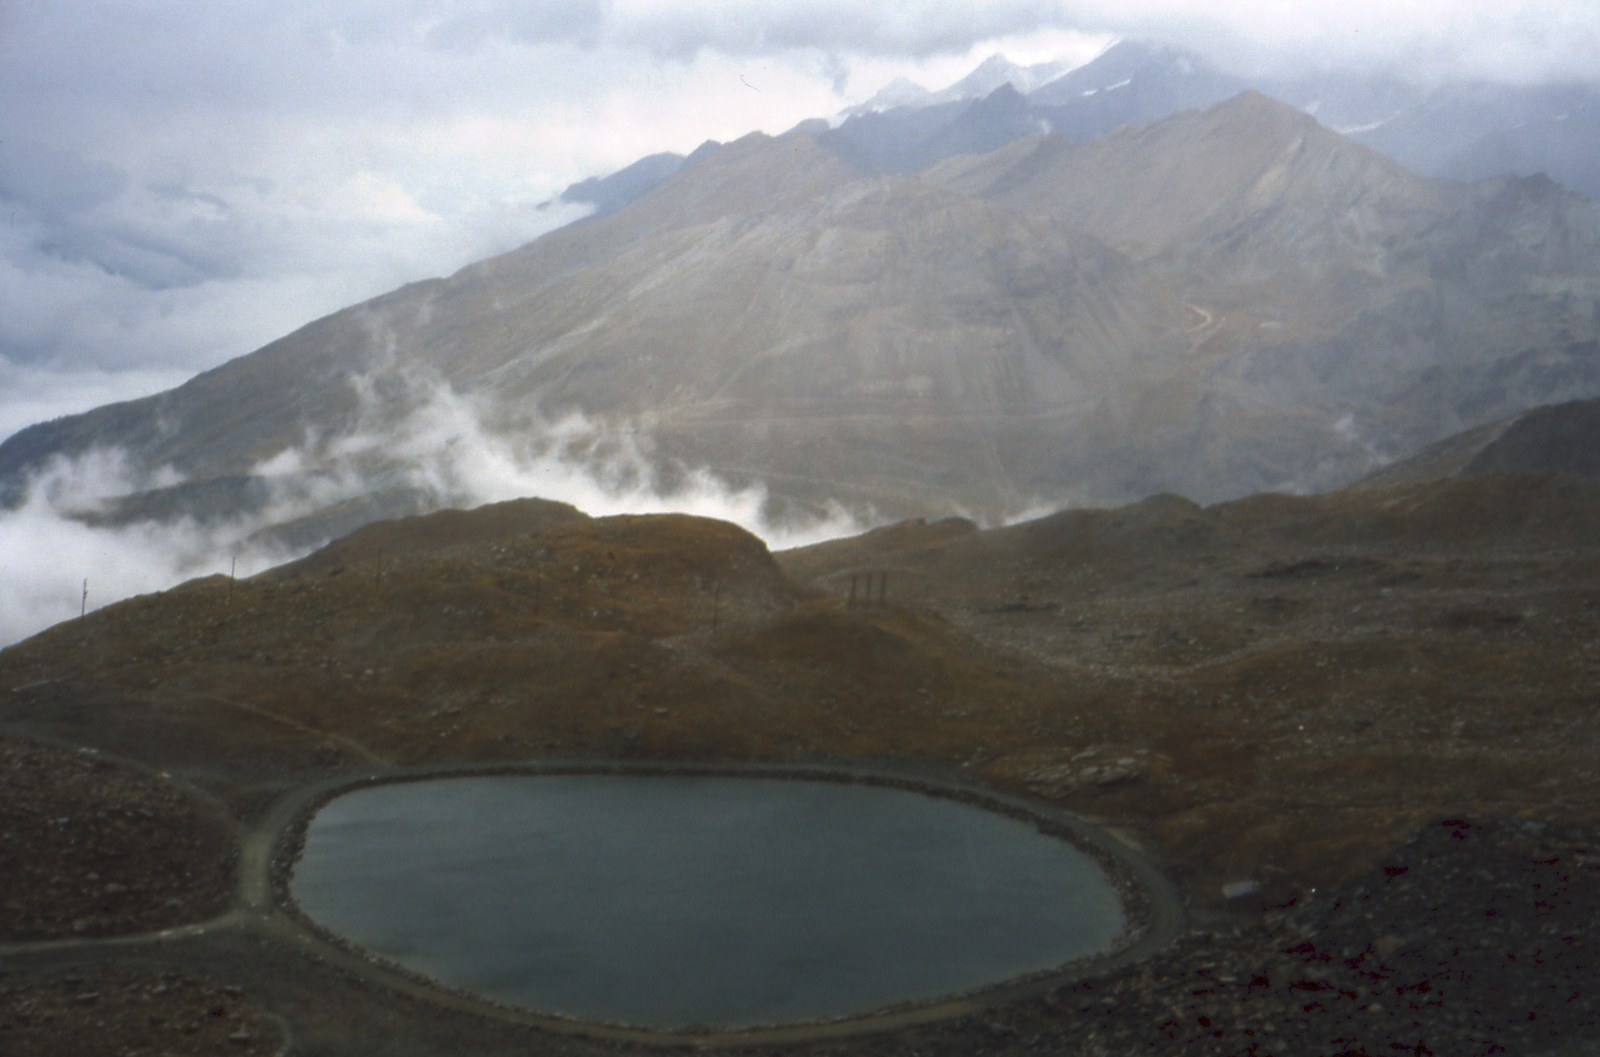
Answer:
760, 817, 1600, 1057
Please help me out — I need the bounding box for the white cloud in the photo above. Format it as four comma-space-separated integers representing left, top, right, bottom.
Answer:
1054, 0, 1600, 85
0, 450, 255, 647
0, 361, 195, 442
0, 133, 592, 387
0, 377, 864, 646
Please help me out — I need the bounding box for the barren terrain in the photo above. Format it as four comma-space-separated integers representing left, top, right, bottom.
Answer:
2, 478, 1597, 1054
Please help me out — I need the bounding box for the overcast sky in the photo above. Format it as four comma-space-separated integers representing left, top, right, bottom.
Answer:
3, 0, 1600, 439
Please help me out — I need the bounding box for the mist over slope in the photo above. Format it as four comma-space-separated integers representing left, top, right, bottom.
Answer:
1, 80, 1598, 645
0, 389, 863, 646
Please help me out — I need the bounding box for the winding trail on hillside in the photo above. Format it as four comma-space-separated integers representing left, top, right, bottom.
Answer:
180, 690, 386, 768
1184, 303, 1214, 333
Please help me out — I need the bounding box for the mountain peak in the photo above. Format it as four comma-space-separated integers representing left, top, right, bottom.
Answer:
974, 81, 1027, 109
557, 151, 685, 218
938, 53, 1075, 104
925, 88, 1444, 263
969, 53, 1020, 75
845, 52, 1076, 117
846, 76, 933, 115
1027, 37, 1241, 111
1211, 88, 1320, 127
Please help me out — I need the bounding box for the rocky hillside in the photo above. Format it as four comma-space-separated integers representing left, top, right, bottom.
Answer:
7, 472, 1600, 906
4, 471, 1599, 1053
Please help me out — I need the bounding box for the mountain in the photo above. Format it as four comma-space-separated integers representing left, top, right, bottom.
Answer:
2, 92, 1599, 547
1444, 103, 1600, 201
843, 53, 1076, 117
924, 90, 1447, 267
823, 40, 1600, 200
822, 82, 1055, 176
820, 42, 1244, 177
1026, 40, 1248, 136
1346, 81, 1600, 201
925, 93, 1600, 485
1361, 396, 1600, 486
845, 75, 932, 113
931, 53, 1077, 103
555, 151, 685, 218
1042, 47, 1600, 201
0, 124, 1176, 522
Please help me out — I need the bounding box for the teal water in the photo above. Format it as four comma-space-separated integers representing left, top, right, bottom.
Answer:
290, 775, 1126, 1028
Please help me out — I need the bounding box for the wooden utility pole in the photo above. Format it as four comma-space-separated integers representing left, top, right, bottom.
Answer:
80, 579, 87, 618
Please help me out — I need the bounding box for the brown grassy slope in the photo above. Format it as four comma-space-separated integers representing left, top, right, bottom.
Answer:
0, 507, 1122, 795
259, 495, 588, 580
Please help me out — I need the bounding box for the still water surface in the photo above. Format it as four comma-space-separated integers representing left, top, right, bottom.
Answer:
291, 775, 1126, 1027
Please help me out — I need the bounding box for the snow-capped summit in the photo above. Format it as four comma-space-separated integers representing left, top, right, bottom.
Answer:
844, 53, 1078, 116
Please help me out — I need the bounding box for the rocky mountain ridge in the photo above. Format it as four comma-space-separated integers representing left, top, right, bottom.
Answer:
562, 40, 1600, 217
838, 40, 1600, 200
2, 90, 1597, 546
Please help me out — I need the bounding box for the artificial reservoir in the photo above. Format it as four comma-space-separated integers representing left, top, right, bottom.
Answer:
289, 773, 1129, 1029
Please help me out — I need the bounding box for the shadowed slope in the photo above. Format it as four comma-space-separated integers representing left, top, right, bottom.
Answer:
779, 472, 1600, 904
1363, 396, 1600, 487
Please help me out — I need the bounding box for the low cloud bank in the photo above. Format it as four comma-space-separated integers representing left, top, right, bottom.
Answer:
0, 133, 597, 441
0, 382, 866, 648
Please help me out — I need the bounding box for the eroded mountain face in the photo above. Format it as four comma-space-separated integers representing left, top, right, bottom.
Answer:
2, 92, 1597, 538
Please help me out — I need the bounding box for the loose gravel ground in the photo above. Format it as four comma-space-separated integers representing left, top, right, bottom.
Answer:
0, 739, 235, 940
812, 818, 1600, 1057
0, 968, 286, 1057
